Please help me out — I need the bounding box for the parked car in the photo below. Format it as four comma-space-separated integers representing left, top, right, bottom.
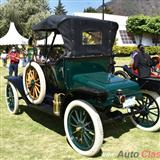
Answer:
5, 15, 160, 157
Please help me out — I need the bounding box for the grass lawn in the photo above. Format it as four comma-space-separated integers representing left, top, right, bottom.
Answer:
0, 57, 159, 160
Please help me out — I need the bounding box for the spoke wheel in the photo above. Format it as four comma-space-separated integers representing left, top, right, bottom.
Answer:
114, 70, 130, 79
5, 82, 21, 114
25, 66, 40, 100
23, 62, 46, 104
128, 90, 160, 131
64, 100, 103, 156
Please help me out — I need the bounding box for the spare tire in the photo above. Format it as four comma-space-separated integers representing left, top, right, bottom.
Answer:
23, 61, 46, 104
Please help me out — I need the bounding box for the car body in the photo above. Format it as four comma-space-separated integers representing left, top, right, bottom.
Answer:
5, 15, 160, 157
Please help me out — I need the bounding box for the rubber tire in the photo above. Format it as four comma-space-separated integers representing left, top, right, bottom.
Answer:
23, 61, 46, 104
5, 82, 20, 114
114, 70, 130, 79
64, 100, 103, 157
128, 90, 160, 131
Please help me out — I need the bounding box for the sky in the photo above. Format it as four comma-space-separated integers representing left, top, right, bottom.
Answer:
49, 0, 109, 14
0, 0, 110, 14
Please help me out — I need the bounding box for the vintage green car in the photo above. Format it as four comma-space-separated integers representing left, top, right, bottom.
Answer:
5, 15, 160, 157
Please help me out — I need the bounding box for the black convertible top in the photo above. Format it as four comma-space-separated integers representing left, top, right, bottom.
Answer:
33, 15, 118, 56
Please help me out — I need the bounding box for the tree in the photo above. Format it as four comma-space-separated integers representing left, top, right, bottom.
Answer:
0, 5, 10, 38
0, 0, 51, 38
54, 0, 67, 15
147, 16, 160, 46
84, 7, 97, 13
84, 6, 113, 14
104, 6, 113, 14
126, 15, 149, 44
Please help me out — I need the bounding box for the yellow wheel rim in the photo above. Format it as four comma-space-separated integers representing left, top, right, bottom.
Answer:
25, 66, 40, 100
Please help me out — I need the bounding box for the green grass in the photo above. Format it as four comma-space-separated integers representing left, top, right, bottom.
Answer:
0, 58, 160, 160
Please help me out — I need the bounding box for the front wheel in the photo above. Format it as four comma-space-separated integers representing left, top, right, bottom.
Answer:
128, 90, 160, 131
64, 100, 103, 156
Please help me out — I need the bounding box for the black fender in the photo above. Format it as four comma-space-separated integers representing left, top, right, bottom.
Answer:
5, 76, 30, 103
122, 65, 160, 94
138, 78, 160, 95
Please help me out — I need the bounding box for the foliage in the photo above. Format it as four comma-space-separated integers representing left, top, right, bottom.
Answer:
97, 6, 113, 14
103, 6, 113, 14
54, 0, 67, 15
84, 7, 97, 13
113, 46, 136, 56
146, 16, 160, 46
0, 0, 51, 38
126, 15, 160, 45
126, 15, 150, 44
145, 46, 160, 55
112, 45, 160, 56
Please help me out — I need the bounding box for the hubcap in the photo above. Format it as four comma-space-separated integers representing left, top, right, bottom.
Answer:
30, 79, 35, 86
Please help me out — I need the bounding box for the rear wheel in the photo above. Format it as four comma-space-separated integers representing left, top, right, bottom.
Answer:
114, 70, 130, 79
23, 61, 46, 104
128, 90, 160, 131
5, 82, 22, 114
64, 100, 103, 156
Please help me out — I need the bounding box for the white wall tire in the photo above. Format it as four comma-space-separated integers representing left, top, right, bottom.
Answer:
5, 82, 20, 114
23, 61, 46, 104
128, 90, 160, 131
114, 70, 130, 79
64, 100, 103, 157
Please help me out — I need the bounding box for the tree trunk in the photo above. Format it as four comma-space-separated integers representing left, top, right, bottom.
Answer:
139, 34, 143, 44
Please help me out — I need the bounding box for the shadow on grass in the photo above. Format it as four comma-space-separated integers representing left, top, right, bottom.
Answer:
20, 105, 136, 158
22, 105, 65, 136
103, 118, 135, 140
22, 105, 135, 139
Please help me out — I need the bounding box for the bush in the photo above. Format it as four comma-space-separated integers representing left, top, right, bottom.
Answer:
145, 46, 160, 55
112, 46, 160, 56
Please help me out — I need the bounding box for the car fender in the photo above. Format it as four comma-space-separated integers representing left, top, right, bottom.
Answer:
6, 76, 29, 103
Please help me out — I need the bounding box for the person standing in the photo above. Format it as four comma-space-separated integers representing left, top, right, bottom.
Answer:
27, 45, 34, 62
1, 50, 8, 67
26, 37, 37, 63
133, 44, 153, 78
8, 46, 20, 76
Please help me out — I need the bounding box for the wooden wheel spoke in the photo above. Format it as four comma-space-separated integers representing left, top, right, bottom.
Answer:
27, 83, 32, 88
34, 86, 40, 95
28, 69, 32, 76
32, 87, 36, 98
35, 85, 40, 93
26, 69, 34, 81
35, 83, 40, 87
34, 71, 38, 79
29, 69, 33, 77
32, 70, 36, 79
31, 86, 40, 99
34, 87, 38, 98
29, 87, 34, 98
35, 78, 40, 82
27, 73, 31, 81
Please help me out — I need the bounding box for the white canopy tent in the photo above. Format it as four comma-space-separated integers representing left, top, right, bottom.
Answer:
37, 32, 64, 45
0, 22, 28, 45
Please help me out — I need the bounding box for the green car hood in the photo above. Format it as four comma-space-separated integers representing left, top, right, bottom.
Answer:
71, 72, 140, 97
